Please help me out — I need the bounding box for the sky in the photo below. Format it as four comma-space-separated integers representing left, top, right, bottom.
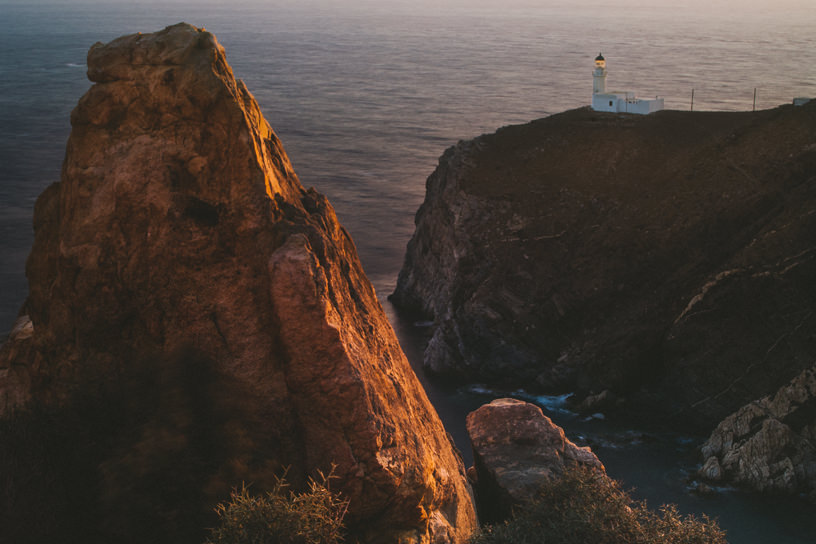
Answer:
5, 0, 815, 11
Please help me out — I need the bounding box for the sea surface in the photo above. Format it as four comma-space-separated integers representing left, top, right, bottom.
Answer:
1, 1, 815, 542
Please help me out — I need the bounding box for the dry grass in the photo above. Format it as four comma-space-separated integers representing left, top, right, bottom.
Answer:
471, 467, 727, 544
206, 470, 348, 544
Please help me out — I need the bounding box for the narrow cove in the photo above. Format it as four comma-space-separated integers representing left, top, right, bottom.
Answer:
384, 300, 816, 544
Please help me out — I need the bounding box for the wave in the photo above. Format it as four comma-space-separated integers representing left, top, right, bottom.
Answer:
462, 385, 577, 416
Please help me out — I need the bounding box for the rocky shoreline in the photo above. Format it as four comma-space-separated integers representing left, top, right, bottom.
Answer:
699, 363, 816, 499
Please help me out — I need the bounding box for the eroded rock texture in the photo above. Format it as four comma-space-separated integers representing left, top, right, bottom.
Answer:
466, 398, 604, 522
700, 363, 816, 499
391, 105, 816, 429
0, 23, 476, 544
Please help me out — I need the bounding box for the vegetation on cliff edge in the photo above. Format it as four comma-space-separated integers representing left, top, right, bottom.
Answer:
471, 467, 727, 544
206, 471, 348, 544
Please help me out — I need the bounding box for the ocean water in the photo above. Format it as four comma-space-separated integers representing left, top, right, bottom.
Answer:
1, 0, 815, 541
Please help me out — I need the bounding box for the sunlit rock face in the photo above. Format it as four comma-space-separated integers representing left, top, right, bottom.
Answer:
466, 398, 604, 522
700, 363, 816, 500
391, 104, 816, 430
0, 23, 476, 544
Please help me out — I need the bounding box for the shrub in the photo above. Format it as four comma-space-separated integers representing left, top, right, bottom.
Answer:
206, 470, 348, 544
470, 467, 727, 544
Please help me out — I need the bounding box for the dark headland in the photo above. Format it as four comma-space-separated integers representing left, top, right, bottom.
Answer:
391, 101, 816, 499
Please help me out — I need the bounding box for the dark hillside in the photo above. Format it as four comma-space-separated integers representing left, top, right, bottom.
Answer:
392, 102, 816, 429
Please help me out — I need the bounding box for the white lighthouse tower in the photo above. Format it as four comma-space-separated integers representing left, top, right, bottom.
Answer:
593, 53, 607, 94
591, 53, 663, 115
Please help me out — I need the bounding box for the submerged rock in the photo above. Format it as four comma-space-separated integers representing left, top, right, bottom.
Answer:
574, 389, 619, 415
466, 398, 604, 522
700, 363, 816, 499
391, 104, 816, 429
0, 23, 476, 544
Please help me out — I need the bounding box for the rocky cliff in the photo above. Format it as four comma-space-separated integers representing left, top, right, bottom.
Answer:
699, 362, 816, 499
391, 104, 816, 430
0, 24, 476, 544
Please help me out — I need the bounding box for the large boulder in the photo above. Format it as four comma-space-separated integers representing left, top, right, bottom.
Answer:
700, 363, 816, 500
0, 23, 476, 544
466, 398, 604, 522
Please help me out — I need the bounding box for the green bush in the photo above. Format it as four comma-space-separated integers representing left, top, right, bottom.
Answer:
206, 470, 348, 544
471, 467, 727, 544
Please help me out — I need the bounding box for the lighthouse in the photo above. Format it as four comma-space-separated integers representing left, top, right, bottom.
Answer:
593, 53, 607, 94
591, 54, 663, 115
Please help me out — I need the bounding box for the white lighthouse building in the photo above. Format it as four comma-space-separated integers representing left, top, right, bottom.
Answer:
591, 53, 663, 115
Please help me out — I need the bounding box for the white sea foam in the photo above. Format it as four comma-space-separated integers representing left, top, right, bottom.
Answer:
412, 320, 434, 328
461, 385, 577, 416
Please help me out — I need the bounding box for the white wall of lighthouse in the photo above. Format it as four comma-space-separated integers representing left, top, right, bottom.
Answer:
593, 54, 607, 94
591, 53, 663, 115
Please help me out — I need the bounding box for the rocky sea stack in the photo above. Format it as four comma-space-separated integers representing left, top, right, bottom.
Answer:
392, 104, 816, 431
0, 24, 476, 544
